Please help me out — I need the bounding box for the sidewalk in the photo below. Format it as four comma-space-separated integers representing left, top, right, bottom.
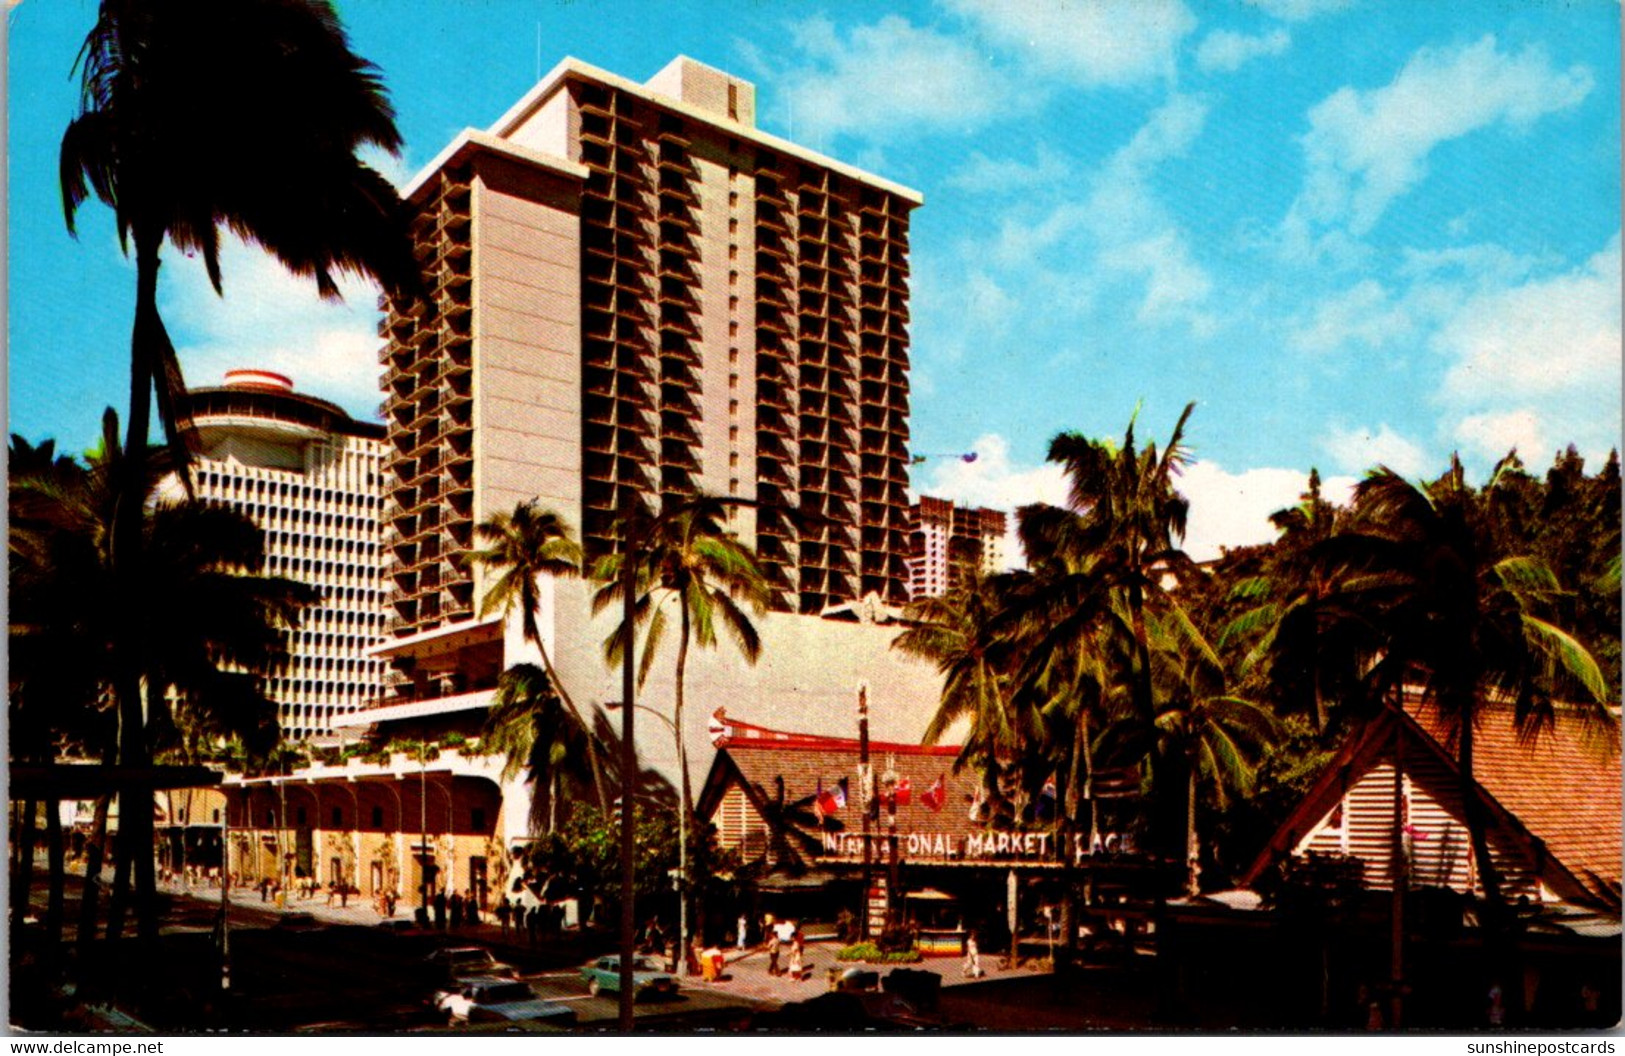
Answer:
681, 938, 1046, 1008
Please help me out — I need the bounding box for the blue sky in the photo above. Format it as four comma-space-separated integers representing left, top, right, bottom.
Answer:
8, 0, 1621, 559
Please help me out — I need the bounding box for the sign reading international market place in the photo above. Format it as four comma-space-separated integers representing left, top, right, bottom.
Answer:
819, 829, 1136, 864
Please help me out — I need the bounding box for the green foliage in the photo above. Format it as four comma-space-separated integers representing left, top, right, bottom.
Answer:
525, 803, 678, 920
835, 942, 922, 964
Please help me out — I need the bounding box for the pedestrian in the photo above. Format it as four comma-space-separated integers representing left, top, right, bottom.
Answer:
1488, 980, 1506, 1027
464, 888, 479, 926
497, 896, 511, 940
450, 890, 465, 929
787, 931, 804, 981
527, 904, 540, 946
962, 932, 983, 978
766, 932, 781, 977
737, 913, 748, 952
433, 888, 447, 930
340, 882, 349, 909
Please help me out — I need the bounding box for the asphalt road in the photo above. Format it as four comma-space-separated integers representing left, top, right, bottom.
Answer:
12, 875, 766, 1033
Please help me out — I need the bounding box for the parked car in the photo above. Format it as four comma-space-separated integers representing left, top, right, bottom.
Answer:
423, 946, 518, 985
434, 976, 576, 1026
579, 955, 678, 1000
273, 912, 323, 933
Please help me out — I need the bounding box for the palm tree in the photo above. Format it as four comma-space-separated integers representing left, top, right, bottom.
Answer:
59, 0, 422, 940
1318, 457, 1611, 909
9, 417, 314, 944
1043, 403, 1197, 728
593, 493, 772, 971
465, 502, 608, 812
1272, 455, 1614, 1025
892, 568, 1020, 804
483, 664, 594, 833
1107, 608, 1277, 895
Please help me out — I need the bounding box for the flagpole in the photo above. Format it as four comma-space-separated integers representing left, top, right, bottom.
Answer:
857, 684, 872, 943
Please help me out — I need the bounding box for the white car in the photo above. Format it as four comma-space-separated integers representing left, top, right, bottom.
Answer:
434, 976, 576, 1026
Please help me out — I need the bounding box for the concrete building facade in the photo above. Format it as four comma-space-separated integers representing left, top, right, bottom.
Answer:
378, 54, 922, 638
187, 369, 389, 740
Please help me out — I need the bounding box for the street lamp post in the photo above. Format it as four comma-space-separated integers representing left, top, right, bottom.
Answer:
857, 684, 872, 942
607, 700, 687, 977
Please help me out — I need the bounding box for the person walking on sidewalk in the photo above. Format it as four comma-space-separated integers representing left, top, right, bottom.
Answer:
496, 896, 511, 940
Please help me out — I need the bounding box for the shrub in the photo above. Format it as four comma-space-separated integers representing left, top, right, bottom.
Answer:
835, 942, 921, 964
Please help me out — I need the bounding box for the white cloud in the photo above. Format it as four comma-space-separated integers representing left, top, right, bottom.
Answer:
944, 0, 1195, 88
1246, 0, 1354, 21
1196, 28, 1290, 73
1288, 279, 1412, 353
1321, 422, 1431, 478
776, 15, 1008, 143
1436, 233, 1622, 465
1179, 461, 1356, 561
915, 435, 1362, 564
947, 145, 1070, 195
1454, 410, 1547, 463
1287, 36, 1592, 238
162, 236, 386, 419
1082, 95, 1216, 332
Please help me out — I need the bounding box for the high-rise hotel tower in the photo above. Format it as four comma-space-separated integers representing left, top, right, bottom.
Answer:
378, 56, 921, 640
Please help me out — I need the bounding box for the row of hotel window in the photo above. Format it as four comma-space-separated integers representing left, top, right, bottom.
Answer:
264, 531, 379, 557
264, 554, 383, 588
200, 469, 381, 510
278, 651, 383, 674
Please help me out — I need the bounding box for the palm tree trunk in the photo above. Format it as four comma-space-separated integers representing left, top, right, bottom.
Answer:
105, 800, 132, 944
674, 600, 693, 975
1389, 711, 1406, 1030
112, 234, 162, 944
1184, 755, 1200, 897
537, 644, 609, 814
46, 798, 66, 948
1457, 703, 1518, 1020
77, 793, 111, 953
13, 799, 39, 933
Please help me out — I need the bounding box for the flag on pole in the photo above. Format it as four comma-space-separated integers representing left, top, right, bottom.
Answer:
834, 778, 849, 810
816, 778, 841, 819
895, 776, 912, 807
1036, 777, 1057, 821
922, 774, 946, 812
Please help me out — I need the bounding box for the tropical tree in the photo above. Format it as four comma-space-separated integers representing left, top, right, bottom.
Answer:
892, 568, 1020, 807
1105, 609, 1278, 894
1311, 457, 1612, 911
9, 418, 312, 946
59, 0, 422, 940
483, 664, 594, 833
593, 493, 772, 970
466, 501, 607, 812
1043, 403, 1198, 728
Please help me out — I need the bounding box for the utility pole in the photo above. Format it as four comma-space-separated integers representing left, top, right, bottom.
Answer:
883, 754, 900, 934
219, 796, 231, 992
857, 683, 872, 942
617, 528, 638, 1033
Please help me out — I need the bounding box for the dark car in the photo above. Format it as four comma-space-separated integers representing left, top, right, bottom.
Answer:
423, 946, 518, 986
434, 976, 576, 1026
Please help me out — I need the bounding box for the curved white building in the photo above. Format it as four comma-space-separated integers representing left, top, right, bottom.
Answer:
189, 369, 389, 740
